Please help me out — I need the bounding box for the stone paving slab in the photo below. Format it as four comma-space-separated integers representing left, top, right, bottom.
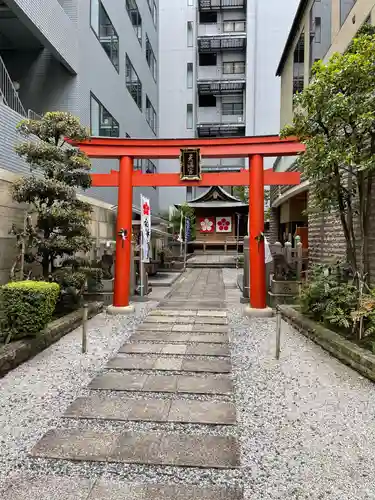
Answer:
107, 355, 231, 373
130, 332, 229, 344
1, 476, 94, 500
136, 323, 173, 332
193, 324, 229, 333
31, 429, 240, 468
89, 481, 243, 500
88, 372, 233, 394
145, 315, 228, 325
119, 342, 230, 357
64, 395, 236, 425
158, 302, 226, 310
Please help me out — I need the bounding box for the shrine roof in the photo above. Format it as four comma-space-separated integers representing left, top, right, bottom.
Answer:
176, 186, 247, 208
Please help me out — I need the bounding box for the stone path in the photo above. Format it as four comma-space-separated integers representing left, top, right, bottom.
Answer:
5, 269, 242, 498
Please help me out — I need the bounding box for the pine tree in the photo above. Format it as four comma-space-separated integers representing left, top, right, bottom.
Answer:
12, 112, 93, 278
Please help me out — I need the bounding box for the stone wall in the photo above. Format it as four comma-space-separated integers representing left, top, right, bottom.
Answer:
0, 167, 116, 284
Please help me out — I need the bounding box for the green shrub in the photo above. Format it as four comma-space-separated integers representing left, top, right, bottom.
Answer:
0, 281, 60, 343
52, 269, 86, 314
300, 264, 358, 331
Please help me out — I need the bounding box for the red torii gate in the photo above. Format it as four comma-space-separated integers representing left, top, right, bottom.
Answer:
73, 135, 304, 315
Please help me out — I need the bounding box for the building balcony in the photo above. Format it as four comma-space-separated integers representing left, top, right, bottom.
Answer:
197, 79, 246, 95
198, 61, 246, 81
197, 121, 245, 137
202, 157, 245, 171
198, 20, 246, 37
198, 0, 246, 11
198, 34, 246, 53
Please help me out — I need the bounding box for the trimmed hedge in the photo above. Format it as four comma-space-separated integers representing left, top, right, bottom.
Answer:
1, 281, 60, 342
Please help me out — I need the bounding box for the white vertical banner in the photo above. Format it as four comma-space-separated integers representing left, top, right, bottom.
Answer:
141, 195, 151, 263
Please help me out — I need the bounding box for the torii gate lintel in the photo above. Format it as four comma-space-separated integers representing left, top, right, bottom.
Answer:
72, 136, 304, 314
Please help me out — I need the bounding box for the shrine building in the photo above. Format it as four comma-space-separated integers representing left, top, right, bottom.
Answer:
176, 186, 248, 253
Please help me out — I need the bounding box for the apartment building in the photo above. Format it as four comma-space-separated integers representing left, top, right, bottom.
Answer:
0, 0, 159, 205
0, 0, 159, 280
271, 0, 375, 264
158, 0, 298, 210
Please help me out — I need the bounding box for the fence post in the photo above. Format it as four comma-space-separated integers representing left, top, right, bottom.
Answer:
82, 303, 88, 354
296, 237, 303, 281
276, 306, 281, 360
274, 241, 283, 255
284, 241, 292, 265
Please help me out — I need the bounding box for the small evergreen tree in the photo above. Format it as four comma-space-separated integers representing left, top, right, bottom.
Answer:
12, 112, 93, 278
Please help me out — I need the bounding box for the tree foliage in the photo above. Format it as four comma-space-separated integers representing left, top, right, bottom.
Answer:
281, 26, 375, 282
12, 112, 93, 278
170, 203, 196, 240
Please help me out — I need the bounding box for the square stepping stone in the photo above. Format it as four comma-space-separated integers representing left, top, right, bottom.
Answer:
130, 332, 229, 344
88, 373, 147, 391
30, 429, 118, 462
107, 356, 231, 373
156, 434, 239, 468
88, 481, 243, 500
193, 325, 228, 333
136, 323, 173, 332
64, 396, 171, 422
168, 400, 236, 425
186, 344, 230, 356
181, 358, 231, 373
1, 476, 93, 500
144, 316, 176, 323
194, 317, 228, 325
177, 375, 233, 394
32, 430, 239, 469
88, 373, 233, 395
64, 396, 235, 425
172, 324, 193, 332
143, 374, 178, 392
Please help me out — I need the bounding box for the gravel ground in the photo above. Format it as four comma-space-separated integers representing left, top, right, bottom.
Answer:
229, 303, 375, 500
0, 301, 156, 492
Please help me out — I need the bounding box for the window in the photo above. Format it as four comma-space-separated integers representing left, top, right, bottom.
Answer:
188, 0, 194, 5
147, 0, 157, 26
90, 0, 119, 71
126, 55, 142, 110
199, 94, 216, 107
223, 20, 245, 32
90, 93, 119, 137
146, 35, 157, 81
186, 104, 193, 129
187, 63, 193, 88
187, 21, 193, 47
126, 0, 142, 45
293, 31, 305, 95
314, 17, 321, 43
199, 52, 216, 66
146, 96, 157, 134
222, 101, 243, 115
200, 11, 217, 23
145, 159, 157, 173
223, 61, 245, 74
340, 0, 356, 26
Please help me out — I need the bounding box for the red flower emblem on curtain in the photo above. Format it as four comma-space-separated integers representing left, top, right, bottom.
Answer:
143, 202, 150, 216
218, 218, 229, 231
216, 216, 232, 233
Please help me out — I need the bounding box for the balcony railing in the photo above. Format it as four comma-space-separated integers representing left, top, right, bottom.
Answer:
197, 121, 245, 137
0, 54, 26, 117
199, 0, 246, 11
198, 20, 246, 37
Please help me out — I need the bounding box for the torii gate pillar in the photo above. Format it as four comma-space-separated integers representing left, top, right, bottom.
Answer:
246, 154, 272, 317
